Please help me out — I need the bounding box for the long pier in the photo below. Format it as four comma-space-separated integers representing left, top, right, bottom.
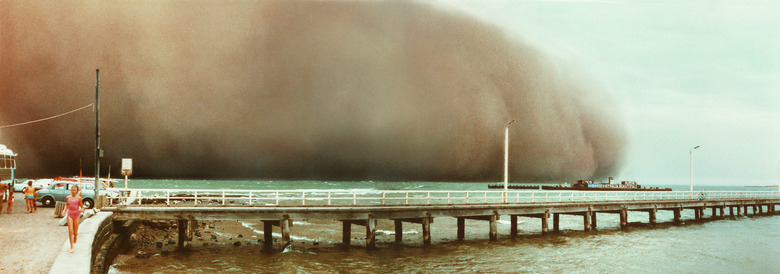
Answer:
102, 189, 780, 249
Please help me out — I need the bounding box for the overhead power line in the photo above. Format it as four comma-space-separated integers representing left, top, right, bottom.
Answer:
0, 103, 94, 129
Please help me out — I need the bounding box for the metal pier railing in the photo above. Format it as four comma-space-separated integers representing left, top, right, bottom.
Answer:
106, 189, 780, 207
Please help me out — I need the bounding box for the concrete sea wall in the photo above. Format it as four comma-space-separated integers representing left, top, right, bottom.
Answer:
49, 212, 136, 274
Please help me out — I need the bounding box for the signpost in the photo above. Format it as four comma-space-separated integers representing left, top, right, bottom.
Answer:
122, 158, 132, 188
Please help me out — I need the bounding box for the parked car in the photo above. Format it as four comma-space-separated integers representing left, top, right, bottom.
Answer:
36, 181, 109, 209
13, 178, 52, 192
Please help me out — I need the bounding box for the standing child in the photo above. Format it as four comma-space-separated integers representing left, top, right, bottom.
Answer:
0, 179, 6, 214
6, 190, 12, 213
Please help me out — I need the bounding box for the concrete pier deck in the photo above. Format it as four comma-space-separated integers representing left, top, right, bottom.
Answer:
102, 189, 780, 250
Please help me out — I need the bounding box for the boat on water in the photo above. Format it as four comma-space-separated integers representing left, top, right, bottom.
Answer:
489, 177, 672, 191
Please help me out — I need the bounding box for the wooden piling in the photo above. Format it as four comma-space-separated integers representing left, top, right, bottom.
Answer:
342, 221, 351, 244
177, 219, 186, 248
583, 208, 591, 232
457, 217, 465, 240
422, 216, 432, 246
263, 221, 273, 249
649, 207, 657, 225
281, 215, 291, 248
541, 210, 550, 234
510, 215, 518, 236
366, 214, 376, 249
394, 220, 403, 243
489, 214, 498, 241
591, 212, 597, 230
673, 208, 681, 223
619, 208, 628, 229
553, 213, 560, 232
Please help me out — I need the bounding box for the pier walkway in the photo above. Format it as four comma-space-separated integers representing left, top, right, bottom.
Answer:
102, 189, 780, 249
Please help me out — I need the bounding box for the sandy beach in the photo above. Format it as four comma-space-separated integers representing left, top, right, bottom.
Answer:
0, 192, 68, 273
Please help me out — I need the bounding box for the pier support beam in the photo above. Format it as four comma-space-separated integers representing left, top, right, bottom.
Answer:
394, 215, 433, 245
489, 214, 498, 241
422, 216, 432, 245
649, 207, 657, 225
553, 213, 560, 233
673, 208, 682, 223
264, 221, 273, 249
340, 215, 378, 249
619, 208, 628, 229
694, 208, 701, 220
542, 209, 550, 234
394, 220, 403, 243
262, 216, 292, 250
510, 215, 518, 237
282, 215, 291, 248
366, 215, 376, 249
177, 219, 195, 249
342, 221, 352, 245
719, 207, 725, 218
457, 217, 465, 240
456, 213, 498, 241
591, 213, 597, 230
583, 208, 592, 232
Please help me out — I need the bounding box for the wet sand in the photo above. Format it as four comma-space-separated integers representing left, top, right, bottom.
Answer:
0, 192, 68, 273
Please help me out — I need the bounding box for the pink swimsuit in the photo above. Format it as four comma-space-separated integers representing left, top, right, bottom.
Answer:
67, 197, 81, 219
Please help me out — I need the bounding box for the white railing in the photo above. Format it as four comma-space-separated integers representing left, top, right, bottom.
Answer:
106, 189, 780, 207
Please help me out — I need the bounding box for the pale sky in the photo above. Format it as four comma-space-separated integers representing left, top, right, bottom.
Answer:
452, 0, 780, 186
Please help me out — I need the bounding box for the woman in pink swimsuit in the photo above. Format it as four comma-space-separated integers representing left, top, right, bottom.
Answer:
61, 185, 83, 253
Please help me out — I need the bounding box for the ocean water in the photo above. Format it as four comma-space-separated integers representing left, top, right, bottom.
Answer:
109, 180, 780, 273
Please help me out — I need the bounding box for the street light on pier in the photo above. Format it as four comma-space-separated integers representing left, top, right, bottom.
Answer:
504, 120, 515, 202
689, 145, 700, 199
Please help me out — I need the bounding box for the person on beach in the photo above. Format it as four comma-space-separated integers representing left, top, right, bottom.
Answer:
6, 189, 13, 213
33, 186, 38, 212
62, 185, 83, 253
0, 178, 7, 214
23, 180, 36, 213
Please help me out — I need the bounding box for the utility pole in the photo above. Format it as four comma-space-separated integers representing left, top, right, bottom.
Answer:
95, 69, 101, 208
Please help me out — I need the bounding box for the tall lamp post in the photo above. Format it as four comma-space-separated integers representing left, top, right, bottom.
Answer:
503, 120, 515, 202
689, 145, 700, 199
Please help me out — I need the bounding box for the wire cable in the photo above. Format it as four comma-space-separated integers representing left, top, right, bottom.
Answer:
0, 103, 94, 129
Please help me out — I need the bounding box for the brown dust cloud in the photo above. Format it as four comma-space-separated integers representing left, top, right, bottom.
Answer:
0, 1, 626, 182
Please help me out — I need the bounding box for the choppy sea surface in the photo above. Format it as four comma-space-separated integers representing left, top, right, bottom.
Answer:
109, 180, 780, 273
